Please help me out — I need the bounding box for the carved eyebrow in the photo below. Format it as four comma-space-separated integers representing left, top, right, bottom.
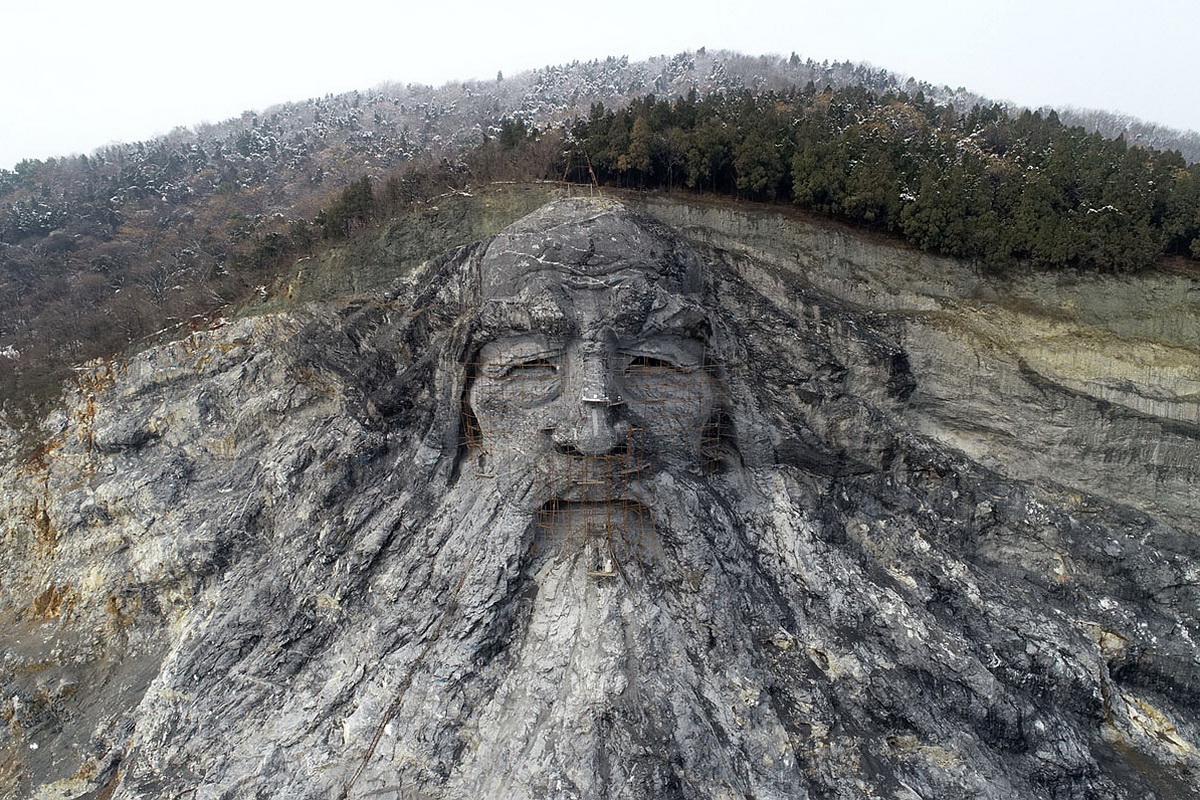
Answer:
620, 335, 707, 367
491, 314, 572, 332
488, 349, 562, 367
477, 337, 564, 367
482, 295, 573, 319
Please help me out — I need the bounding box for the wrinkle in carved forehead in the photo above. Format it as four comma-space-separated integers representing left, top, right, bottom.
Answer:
478, 279, 710, 341
479, 198, 703, 298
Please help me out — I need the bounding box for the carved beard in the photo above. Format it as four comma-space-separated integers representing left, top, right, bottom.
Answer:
115, 455, 807, 799
114, 446, 1137, 800
329, 466, 810, 800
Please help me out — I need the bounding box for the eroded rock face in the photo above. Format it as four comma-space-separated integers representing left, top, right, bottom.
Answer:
1, 198, 1197, 799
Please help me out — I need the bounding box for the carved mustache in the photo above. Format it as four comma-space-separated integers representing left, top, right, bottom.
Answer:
532, 450, 653, 506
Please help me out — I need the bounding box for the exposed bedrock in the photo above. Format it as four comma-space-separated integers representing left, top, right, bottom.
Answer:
1, 196, 1196, 799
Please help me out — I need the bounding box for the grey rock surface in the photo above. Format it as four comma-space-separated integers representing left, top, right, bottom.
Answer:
1, 197, 1197, 799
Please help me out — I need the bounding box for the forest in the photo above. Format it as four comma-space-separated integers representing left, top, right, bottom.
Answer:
568, 87, 1200, 272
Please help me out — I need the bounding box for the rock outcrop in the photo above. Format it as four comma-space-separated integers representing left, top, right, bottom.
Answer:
1, 196, 1197, 799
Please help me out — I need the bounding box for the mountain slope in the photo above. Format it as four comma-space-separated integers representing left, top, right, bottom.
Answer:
0, 190, 1196, 799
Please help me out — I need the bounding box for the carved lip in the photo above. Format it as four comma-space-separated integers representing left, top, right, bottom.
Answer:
537, 498, 652, 514
535, 498, 654, 529
543, 481, 647, 504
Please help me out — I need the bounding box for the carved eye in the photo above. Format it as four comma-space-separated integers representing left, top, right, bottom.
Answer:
624, 355, 685, 375
503, 358, 558, 378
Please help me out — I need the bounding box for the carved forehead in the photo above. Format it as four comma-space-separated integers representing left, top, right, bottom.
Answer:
478, 280, 709, 340
479, 198, 703, 299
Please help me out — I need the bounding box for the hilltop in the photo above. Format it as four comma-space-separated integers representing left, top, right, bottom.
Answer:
2, 49, 1199, 423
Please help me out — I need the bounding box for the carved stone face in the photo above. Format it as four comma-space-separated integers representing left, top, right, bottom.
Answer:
465, 204, 720, 519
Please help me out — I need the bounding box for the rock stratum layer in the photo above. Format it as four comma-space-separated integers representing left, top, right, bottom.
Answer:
1, 195, 1198, 799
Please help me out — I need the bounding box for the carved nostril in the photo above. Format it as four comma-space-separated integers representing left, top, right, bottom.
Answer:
550, 404, 631, 457
554, 437, 629, 458
552, 427, 627, 457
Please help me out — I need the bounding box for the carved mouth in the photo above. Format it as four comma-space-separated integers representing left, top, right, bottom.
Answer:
536, 499, 654, 528
534, 500, 656, 576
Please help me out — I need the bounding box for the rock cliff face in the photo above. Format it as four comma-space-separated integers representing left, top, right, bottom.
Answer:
1, 196, 1197, 799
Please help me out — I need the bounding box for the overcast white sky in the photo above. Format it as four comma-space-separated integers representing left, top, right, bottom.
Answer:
2, 0, 1196, 170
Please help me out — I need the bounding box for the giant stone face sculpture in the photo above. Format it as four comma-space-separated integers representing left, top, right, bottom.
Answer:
1, 197, 1197, 800
466, 203, 722, 575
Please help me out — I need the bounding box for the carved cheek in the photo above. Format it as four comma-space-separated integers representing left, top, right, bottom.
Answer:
466, 377, 559, 453
623, 372, 718, 457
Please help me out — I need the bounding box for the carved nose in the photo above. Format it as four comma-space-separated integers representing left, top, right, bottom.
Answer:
554, 400, 630, 456
551, 356, 629, 456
